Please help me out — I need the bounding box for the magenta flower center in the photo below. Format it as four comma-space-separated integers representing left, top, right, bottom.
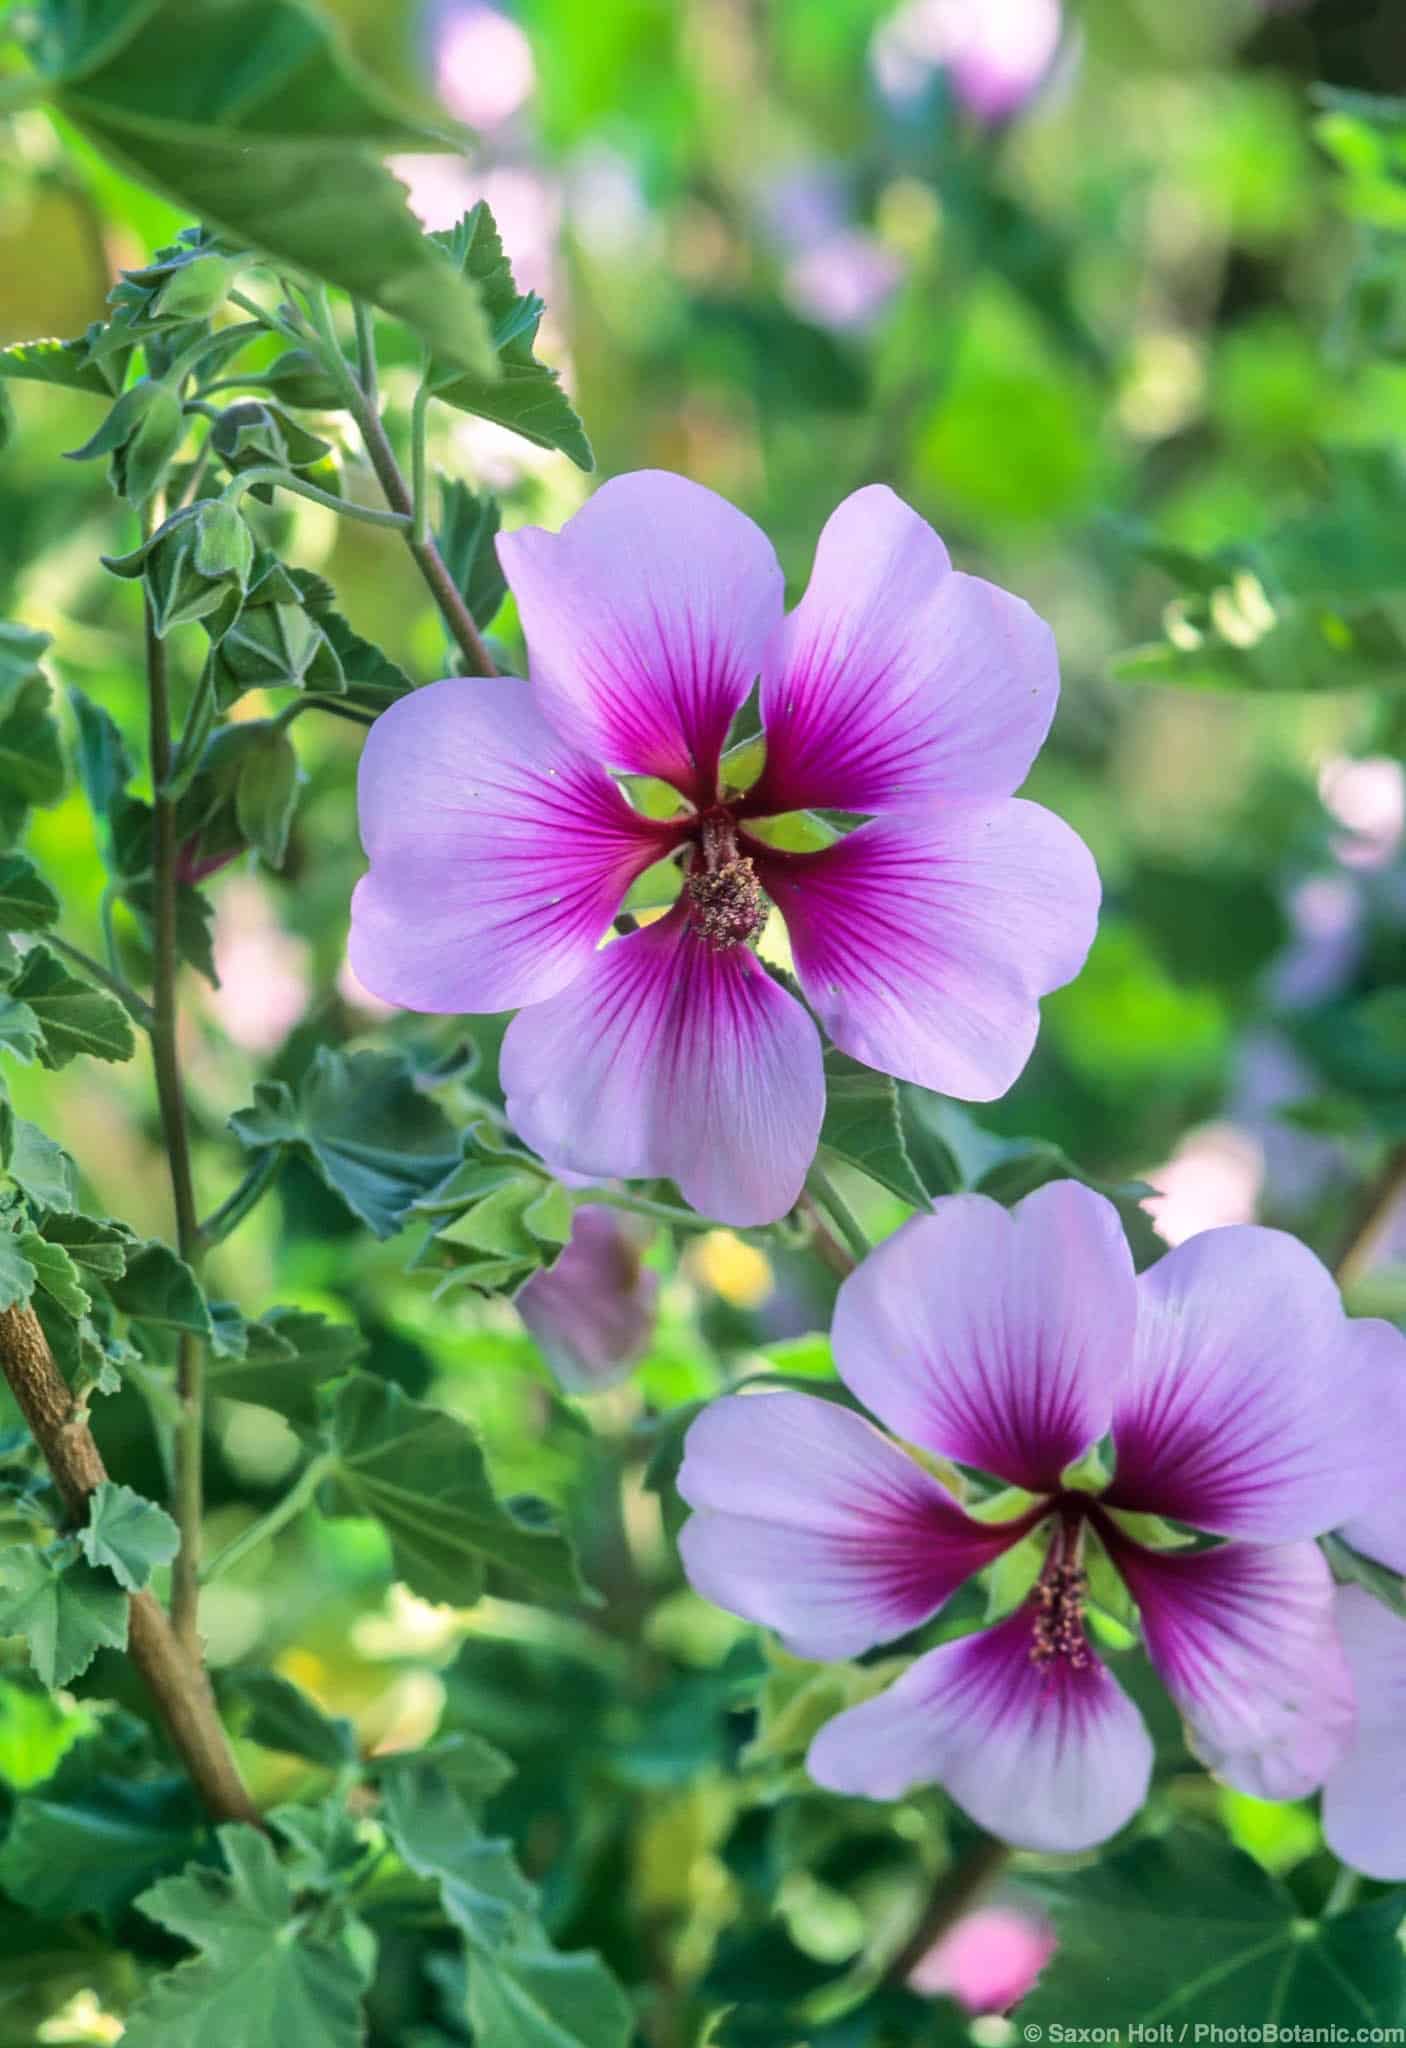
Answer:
1030, 1511, 1092, 1676
684, 807, 769, 951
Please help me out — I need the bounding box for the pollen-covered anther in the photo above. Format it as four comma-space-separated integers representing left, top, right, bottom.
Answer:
1029, 1559, 1092, 1675
687, 855, 767, 951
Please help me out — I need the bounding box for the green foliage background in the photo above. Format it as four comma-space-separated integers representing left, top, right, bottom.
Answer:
1, 0, 1406, 2042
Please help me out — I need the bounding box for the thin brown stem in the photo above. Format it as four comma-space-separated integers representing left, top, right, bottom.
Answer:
887, 1835, 1012, 1985
143, 548, 205, 1657
799, 1192, 856, 1280
309, 291, 497, 677
1335, 1141, 1406, 1294
0, 1303, 259, 1826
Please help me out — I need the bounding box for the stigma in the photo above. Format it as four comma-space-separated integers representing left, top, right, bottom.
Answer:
686, 810, 768, 951
1029, 1521, 1092, 1676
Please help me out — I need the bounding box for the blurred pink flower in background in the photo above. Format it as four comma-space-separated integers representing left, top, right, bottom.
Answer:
207, 879, 311, 1054
872, 0, 1064, 124
1141, 1122, 1263, 1248
1318, 755, 1405, 872
517, 1205, 658, 1394
758, 160, 903, 334
785, 231, 904, 335
908, 1902, 1056, 2013
428, 0, 536, 131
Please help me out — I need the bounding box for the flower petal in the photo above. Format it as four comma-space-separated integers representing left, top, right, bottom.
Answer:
908, 1905, 1056, 2015
760, 802, 1099, 1100
1322, 1586, 1406, 1881
497, 471, 783, 803
1108, 1229, 1406, 1543
677, 1391, 1032, 1660
516, 1205, 658, 1394
350, 676, 669, 1013
500, 906, 824, 1227
1339, 1494, 1406, 1577
832, 1183, 1136, 1492
749, 485, 1059, 815
807, 1602, 1153, 1854
1108, 1532, 1354, 1800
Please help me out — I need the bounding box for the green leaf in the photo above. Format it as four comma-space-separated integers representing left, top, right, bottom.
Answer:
224, 1670, 356, 1769
8, 945, 136, 1066
0, 1767, 203, 1920
382, 1763, 536, 1948
370, 1730, 515, 1811
206, 1306, 366, 1427
437, 483, 508, 631
0, 660, 64, 809
0, 855, 59, 934
1, 1111, 75, 1210
233, 724, 299, 869
43, 1212, 131, 1283
465, 1944, 635, 2048
380, 1759, 632, 2048
41, 0, 496, 377
429, 206, 593, 468
230, 1048, 458, 1239
300, 602, 412, 716
107, 1241, 212, 1337
1025, 1827, 1406, 2027
78, 1481, 180, 1593
818, 1050, 929, 1208
0, 1232, 37, 1313
324, 1373, 590, 1604
16, 1231, 90, 1316
0, 994, 45, 1064
127, 1824, 371, 2048
0, 331, 127, 398
0, 1543, 128, 1687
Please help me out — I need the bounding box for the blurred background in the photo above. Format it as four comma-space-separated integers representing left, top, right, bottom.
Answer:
5, 0, 1406, 2035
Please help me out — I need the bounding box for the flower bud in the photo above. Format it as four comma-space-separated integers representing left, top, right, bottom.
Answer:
150, 251, 236, 322
192, 498, 255, 593
66, 376, 186, 505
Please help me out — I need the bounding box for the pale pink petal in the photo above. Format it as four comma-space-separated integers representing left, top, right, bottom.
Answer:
759, 801, 1099, 1100
1321, 1586, 1406, 1881
1109, 1229, 1406, 1543
807, 1602, 1153, 1854
677, 1391, 1033, 1660
500, 906, 824, 1227
350, 676, 671, 1013
909, 1905, 1056, 2014
516, 1205, 658, 1394
497, 471, 783, 802
1339, 1492, 1406, 1577
749, 486, 1059, 815
832, 1183, 1136, 1492
1109, 1531, 1354, 1800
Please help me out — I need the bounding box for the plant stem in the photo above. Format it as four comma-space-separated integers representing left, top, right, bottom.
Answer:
197, 1149, 283, 1251
887, 1835, 1012, 1984
410, 370, 431, 548
309, 290, 497, 677
45, 934, 154, 1030
0, 1302, 260, 1825
1335, 1140, 1406, 1293
221, 466, 411, 530
560, 1187, 720, 1235
798, 1192, 856, 1280
353, 299, 378, 405
804, 1161, 871, 1267
277, 695, 378, 730
143, 538, 205, 1659
200, 1452, 335, 1583
1323, 1865, 1361, 1917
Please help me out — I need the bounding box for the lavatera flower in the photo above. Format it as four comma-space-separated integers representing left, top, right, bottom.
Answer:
349, 472, 1097, 1226
677, 1182, 1406, 1853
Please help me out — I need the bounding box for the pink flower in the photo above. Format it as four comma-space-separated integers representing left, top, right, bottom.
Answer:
350, 472, 1097, 1226
516, 1204, 658, 1394
677, 1182, 1406, 1852
1319, 1495, 1406, 1880
908, 1903, 1055, 2013
873, 0, 1064, 126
